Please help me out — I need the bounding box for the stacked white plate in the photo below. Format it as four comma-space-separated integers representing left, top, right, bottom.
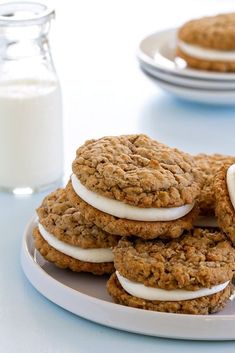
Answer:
137, 28, 235, 105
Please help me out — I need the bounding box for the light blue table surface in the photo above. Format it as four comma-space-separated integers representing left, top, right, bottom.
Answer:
1, 0, 235, 351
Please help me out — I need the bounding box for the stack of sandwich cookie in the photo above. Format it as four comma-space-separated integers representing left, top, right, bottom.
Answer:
177, 13, 235, 72
34, 189, 119, 275
107, 228, 235, 314
31, 134, 235, 316
214, 164, 235, 245
194, 154, 235, 227
66, 134, 200, 239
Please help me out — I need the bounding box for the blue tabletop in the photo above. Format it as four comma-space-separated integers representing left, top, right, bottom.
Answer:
1, 0, 235, 351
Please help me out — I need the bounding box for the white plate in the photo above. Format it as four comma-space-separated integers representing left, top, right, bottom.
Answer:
145, 74, 235, 105
21, 219, 235, 341
137, 28, 235, 81
140, 61, 235, 90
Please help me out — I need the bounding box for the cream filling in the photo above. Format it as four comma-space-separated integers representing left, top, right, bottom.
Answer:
71, 174, 194, 221
38, 223, 114, 263
227, 164, 235, 210
178, 40, 235, 61
116, 271, 229, 301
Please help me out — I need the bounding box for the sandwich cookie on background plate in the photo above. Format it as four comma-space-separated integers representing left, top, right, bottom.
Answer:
107, 228, 235, 315
34, 189, 119, 275
66, 134, 200, 239
177, 13, 235, 72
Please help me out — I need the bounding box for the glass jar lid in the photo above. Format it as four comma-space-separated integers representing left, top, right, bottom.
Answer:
0, 2, 55, 26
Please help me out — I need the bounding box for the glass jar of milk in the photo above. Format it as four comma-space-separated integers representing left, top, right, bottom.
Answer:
0, 2, 63, 194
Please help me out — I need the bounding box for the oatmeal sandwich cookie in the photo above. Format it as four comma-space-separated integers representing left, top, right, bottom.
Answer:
34, 189, 119, 275
67, 134, 200, 239
194, 153, 235, 218
177, 13, 235, 72
107, 228, 235, 315
214, 164, 235, 245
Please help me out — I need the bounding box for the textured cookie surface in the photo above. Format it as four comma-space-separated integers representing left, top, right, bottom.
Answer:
33, 228, 114, 275
194, 154, 235, 215
107, 273, 233, 315
72, 134, 200, 208
178, 13, 235, 50
66, 181, 199, 239
114, 228, 235, 290
37, 188, 119, 248
214, 166, 235, 245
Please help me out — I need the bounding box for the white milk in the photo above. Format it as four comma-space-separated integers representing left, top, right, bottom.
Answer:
0, 79, 63, 191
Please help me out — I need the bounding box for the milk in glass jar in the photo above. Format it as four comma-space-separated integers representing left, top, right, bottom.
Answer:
0, 2, 63, 194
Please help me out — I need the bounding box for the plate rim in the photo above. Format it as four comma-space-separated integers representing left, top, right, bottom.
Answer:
21, 218, 235, 341
143, 70, 235, 104
137, 28, 235, 81
151, 75, 235, 100
140, 62, 235, 90
144, 70, 235, 96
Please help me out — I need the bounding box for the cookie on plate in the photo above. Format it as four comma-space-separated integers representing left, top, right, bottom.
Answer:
194, 153, 235, 216
67, 134, 200, 240
214, 164, 235, 245
107, 228, 235, 314
34, 189, 119, 275
177, 13, 235, 72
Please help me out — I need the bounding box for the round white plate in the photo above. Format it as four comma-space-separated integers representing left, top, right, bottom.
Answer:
137, 28, 235, 81
140, 62, 235, 90
21, 219, 235, 341
145, 74, 235, 105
